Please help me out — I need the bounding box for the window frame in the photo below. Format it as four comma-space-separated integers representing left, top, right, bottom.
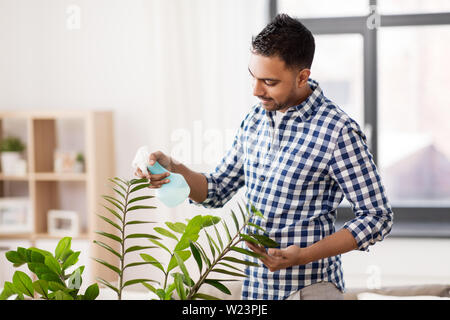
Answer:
270, 0, 450, 238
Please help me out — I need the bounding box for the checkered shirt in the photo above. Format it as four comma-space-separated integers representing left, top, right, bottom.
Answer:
189, 78, 394, 300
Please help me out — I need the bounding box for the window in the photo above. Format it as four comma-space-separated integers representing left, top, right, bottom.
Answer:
378, 26, 450, 207
278, 0, 369, 18
313, 34, 364, 125
378, 0, 450, 15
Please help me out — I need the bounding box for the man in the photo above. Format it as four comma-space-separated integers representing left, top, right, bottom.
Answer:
135, 14, 393, 300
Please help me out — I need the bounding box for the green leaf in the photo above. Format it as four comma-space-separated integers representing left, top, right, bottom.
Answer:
140, 253, 165, 273
44, 255, 62, 276
12, 271, 34, 297
221, 220, 232, 243
125, 245, 157, 254
62, 251, 80, 270
30, 250, 45, 264
248, 222, 265, 233
97, 214, 122, 232
239, 233, 260, 246
95, 231, 123, 244
112, 187, 125, 199
130, 183, 151, 193
251, 205, 265, 220
154, 227, 178, 241
101, 204, 123, 223
230, 210, 240, 232
230, 246, 264, 259
211, 268, 247, 278
83, 283, 99, 300
93, 240, 122, 258
218, 262, 245, 273
155, 288, 166, 300
41, 272, 63, 284
167, 250, 191, 273
93, 258, 121, 275
48, 281, 67, 292
237, 202, 248, 223
250, 233, 279, 248
189, 241, 202, 273
124, 262, 161, 270
96, 277, 118, 294
141, 282, 157, 294
149, 239, 171, 254
201, 215, 221, 227
54, 290, 74, 300
213, 223, 224, 250
127, 205, 157, 212
192, 293, 221, 300
128, 195, 155, 205
165, 222, 186, 234
0, 282, 18, 300
125, 220, 155, 226
125, 233, 161, 240
54, 237, 72, 261
17, 247, 29, 262
102, 195, 124, 213
122, 279, 159, 289
5, 250, 25, 266
129, 177, 147, 185
193, 242, 211, 267
108, 178, 127, 193
173, 252, 192, 286
204, 279, 231, 295
173, 273, 186, 300
222, 256, 259, 267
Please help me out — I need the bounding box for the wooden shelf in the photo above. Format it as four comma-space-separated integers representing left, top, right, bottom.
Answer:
33, 172, 87, 181
0, 110, 117, 283
0, 174, 30, 181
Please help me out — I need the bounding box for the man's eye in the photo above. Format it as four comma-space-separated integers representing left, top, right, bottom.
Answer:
264, 80, 277, 86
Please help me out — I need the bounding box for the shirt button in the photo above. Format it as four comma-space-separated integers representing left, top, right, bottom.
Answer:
260, 176, 265, 181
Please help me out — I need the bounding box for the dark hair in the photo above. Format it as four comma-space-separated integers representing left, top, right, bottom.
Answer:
252, 13, 315, 70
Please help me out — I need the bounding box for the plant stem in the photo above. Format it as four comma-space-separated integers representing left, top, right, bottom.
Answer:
118, 183, 130, 300
186, 217, 250, 300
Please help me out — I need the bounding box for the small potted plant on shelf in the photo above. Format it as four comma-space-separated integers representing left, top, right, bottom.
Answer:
75, 152, 85, 173
0, 136, 26, 176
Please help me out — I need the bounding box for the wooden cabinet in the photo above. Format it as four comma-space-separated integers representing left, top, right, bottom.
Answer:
0, 110, 117, 284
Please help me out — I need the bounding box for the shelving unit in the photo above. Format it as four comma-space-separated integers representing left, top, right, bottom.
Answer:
0, 110, 117, 285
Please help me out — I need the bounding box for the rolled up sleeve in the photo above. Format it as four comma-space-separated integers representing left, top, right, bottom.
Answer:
329, 124, 394, 252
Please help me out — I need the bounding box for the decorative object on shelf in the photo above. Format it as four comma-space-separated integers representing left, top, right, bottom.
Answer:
54, 150, 83, 173
47, 209, 79, 237
0, 136, 27, 176
75, 152, 85, 173
0, 197, 32, 234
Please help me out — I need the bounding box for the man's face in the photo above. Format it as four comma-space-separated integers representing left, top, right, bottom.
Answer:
248, 53, 304, 112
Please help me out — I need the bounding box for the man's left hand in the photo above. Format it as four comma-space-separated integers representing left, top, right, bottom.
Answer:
245, 242, 308, 272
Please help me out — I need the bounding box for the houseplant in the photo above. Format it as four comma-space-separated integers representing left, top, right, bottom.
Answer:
95, 177, 278, 300
0, 237, 99, 300
0, 136, 26, 175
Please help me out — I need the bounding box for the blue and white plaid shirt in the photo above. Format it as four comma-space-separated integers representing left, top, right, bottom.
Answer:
189, 78, 393, 300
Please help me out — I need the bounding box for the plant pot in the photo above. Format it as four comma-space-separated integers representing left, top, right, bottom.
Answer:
1, 152, 25, 175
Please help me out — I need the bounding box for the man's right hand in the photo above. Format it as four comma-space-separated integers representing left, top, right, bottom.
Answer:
134, 150, 173, 189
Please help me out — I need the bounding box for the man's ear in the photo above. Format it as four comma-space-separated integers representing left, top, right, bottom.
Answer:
297, 69, 311, 88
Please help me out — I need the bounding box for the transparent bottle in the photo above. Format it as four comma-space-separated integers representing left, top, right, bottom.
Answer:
147, 161, 191, 208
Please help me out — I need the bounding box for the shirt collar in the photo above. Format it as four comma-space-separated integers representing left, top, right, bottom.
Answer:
265, 78, 323, 123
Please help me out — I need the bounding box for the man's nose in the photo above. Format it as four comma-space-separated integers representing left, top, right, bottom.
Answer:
252, 79, 265, 97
